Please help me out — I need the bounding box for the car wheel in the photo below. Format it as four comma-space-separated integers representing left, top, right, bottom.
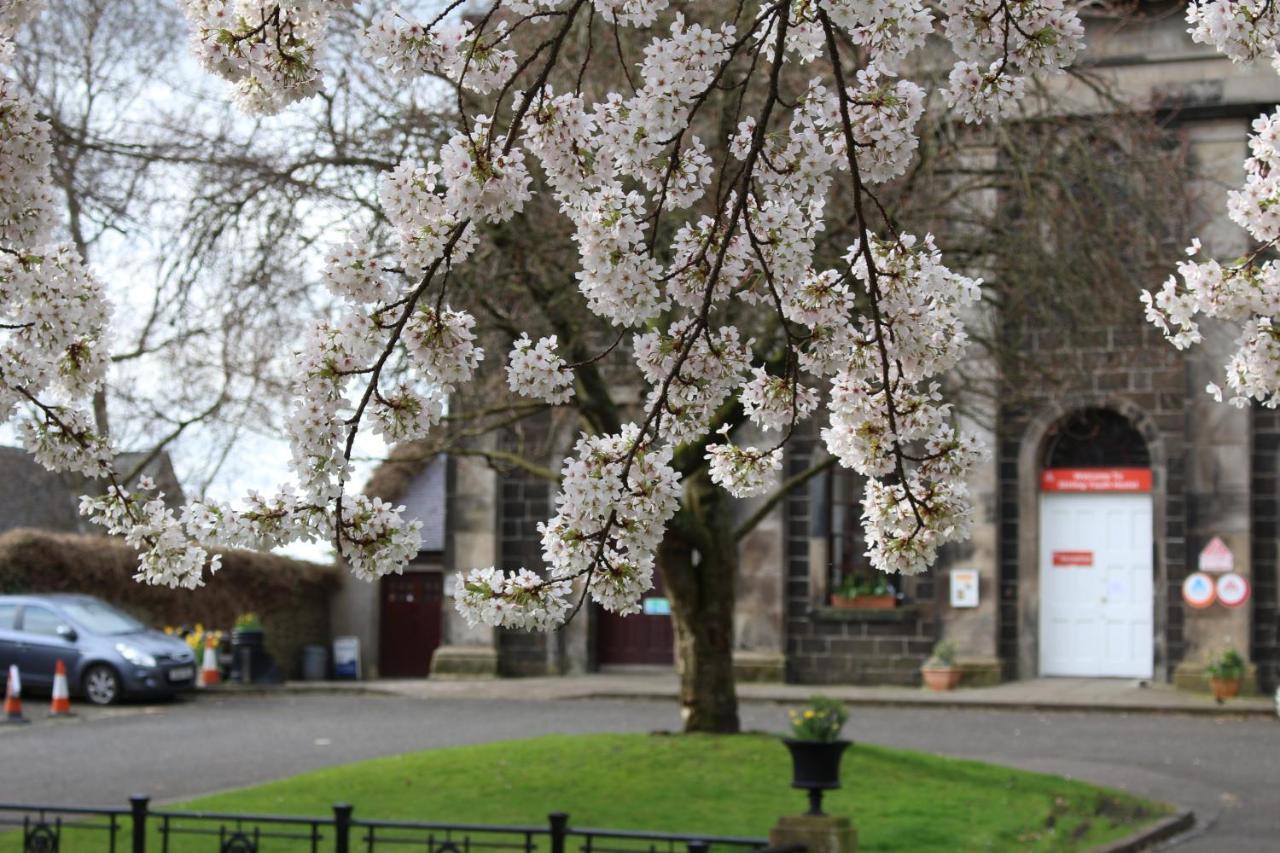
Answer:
83, 664, 122, 706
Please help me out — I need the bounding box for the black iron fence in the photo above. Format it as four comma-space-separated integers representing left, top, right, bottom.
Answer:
0, 797, 786, 853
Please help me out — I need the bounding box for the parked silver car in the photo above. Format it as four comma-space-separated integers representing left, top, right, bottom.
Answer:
0, 594, 196, 705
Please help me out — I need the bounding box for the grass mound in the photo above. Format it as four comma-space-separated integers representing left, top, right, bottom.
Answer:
168, 732, 1166, 850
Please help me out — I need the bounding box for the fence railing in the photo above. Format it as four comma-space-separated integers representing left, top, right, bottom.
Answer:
0, 797, 785, 853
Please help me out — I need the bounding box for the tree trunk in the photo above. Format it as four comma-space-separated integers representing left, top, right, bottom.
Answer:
658, 468, 740, 733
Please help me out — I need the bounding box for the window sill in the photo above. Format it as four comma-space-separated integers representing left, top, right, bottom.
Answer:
810, 604, 921, 623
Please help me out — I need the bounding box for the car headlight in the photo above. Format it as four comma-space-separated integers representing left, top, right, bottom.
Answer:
115, 643, 157, 668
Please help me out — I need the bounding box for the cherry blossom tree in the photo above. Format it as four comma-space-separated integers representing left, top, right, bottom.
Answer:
0, 0, 1274, 730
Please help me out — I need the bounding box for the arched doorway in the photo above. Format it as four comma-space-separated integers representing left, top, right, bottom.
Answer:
1038, 409, 1154, 678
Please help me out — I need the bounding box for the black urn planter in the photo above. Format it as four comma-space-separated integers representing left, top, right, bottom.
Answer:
230, 627, 264, 650
783, 738, 850, 816
229, 628, 281, 684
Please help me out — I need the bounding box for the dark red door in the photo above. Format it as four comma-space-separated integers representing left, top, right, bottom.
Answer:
596, 573, 674, 666
379, 571, 443, 677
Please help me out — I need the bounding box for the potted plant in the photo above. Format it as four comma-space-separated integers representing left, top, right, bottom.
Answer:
921, 641, 961, 691
1206, 648, 1246, 703
231, 612, 263, 642
230, 612, 265, 683
830, 574, 897, 610
782, 696, 850, 816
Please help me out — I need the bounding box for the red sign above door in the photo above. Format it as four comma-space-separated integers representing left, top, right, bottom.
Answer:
1040, 468, 1152, 493
1052, 550, 1094, 567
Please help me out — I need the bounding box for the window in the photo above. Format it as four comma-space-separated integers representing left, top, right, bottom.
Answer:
60, 600, 143, 635
826, 467, 933, 604
829, 468, 870, 590
0, 604, 15, 630
20, 606, 63, 637
1043, 408, 1149, 469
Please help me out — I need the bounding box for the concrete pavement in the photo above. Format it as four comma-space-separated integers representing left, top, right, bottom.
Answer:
0, 689, 1275, 850
233, 673, 1278, 716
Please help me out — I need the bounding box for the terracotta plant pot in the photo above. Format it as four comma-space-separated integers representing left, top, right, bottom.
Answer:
921, 666, 962, 691
830, 594, 897, 610
1210, 676, 1241, 701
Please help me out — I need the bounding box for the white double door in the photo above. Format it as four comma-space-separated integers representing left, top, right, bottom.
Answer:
1039, 492, 1154, 678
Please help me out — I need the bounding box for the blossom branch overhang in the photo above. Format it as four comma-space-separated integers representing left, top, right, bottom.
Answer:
11, 1, 1274, 629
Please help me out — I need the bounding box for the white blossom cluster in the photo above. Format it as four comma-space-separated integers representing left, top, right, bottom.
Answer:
793, 0, 934, 73
379, 160, 477, 277
0, 246, 110, 426
820, 234, 986, 573
740, 367, 820, 433
335, 494, 424, 581
634, 321, 751, 444
1144, 110, 1280, 407
322, 241, 393, 305
452, 565, 573, 631
1110, 0, 1280, 466
507, 333, 574, 404
363, 7, 515, 94
0, 3, 113, 485
1, 3, 229, 589
177, 0, 355, 114
706, 435, 782, 499
81, 481, 223, 590
455, 425, 681, 628
0, 75, 55, 247
1186, 0, 1280, 63
590, 0, 669, 29
940, 0, 1083, 123
536, 426, 681, 614
404, 306, 484, 388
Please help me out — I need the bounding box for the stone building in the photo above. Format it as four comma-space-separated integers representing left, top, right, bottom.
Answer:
0, 446, 185, 537
332, 6, 1278, 695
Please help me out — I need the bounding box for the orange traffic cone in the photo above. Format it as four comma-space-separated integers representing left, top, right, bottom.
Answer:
199, 636, 220, 687
49, 659, 74, 718
4, 664, 27, 724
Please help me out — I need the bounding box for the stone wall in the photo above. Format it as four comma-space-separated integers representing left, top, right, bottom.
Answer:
495, 413, 557, 676
783, 436, 938, 685
998, 322, 1190, 680
1251, 406, 1280, 692
496, 468, 553, 675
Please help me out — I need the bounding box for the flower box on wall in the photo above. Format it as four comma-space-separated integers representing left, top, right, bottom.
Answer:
829, 574, 897, 610
830, 594, 897, 610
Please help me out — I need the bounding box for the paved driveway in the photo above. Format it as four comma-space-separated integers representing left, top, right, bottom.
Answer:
0, 693, 1275, 850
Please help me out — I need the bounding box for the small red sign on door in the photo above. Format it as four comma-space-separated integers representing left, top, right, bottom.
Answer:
1041, 468, 1152, 493
1053, 550, 1094, 567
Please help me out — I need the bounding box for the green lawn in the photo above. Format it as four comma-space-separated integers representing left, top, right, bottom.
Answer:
5, 733, 1168, 851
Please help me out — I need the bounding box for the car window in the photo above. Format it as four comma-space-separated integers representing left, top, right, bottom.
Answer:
0, 603, 15, 630
59, 600, 144, 635
20, 606, 64, 637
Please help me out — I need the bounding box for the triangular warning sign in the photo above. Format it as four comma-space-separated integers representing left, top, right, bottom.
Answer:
1198, 536, 1234, 573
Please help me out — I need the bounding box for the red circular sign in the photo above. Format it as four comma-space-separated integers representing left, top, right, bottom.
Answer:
1182, 572, 1216, 609
1216, 573, 1251, 608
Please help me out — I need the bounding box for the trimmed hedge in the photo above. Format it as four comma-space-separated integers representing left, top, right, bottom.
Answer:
0, 528, 338, 678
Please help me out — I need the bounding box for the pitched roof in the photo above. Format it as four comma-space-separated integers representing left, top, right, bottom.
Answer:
0, 447, 81, 536
0, 446, 187, 537
363, 441, 446, 553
